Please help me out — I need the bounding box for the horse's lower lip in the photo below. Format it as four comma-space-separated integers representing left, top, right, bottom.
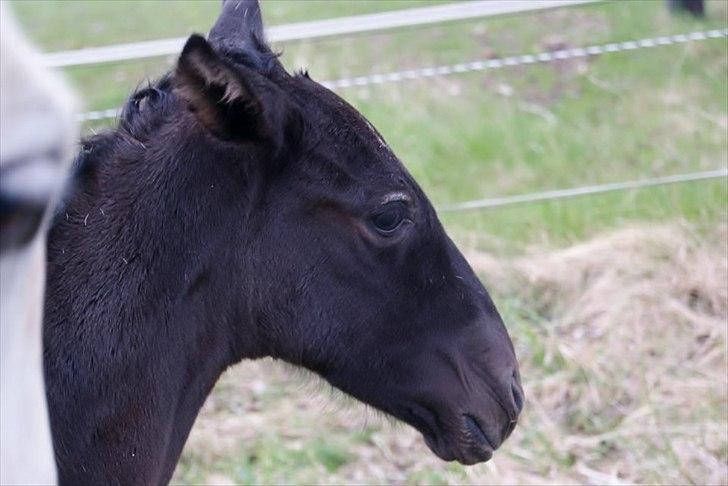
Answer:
415, 413, 496, 465
424, 430, 493, 465
401, 404, 498, 465
463, 414, 496, 449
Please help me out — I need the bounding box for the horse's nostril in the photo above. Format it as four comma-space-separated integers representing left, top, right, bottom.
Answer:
511, 375, 524, 415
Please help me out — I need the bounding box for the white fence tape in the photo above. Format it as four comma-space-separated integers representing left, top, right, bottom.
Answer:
44, 0, 598, 68
439, 169, 728, 212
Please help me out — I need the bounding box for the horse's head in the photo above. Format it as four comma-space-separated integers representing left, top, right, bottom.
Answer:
0, 3, 76, 254
0, 5, 75, 484
170, 0, 523, 465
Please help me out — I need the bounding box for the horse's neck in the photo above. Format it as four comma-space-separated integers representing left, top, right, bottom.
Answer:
1, 238, 58, 484
44, 161, 244, 483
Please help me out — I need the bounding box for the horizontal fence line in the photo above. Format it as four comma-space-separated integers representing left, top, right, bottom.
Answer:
44, 0, 596, 68
322, 28, 728, 89
78, 28, 728, 122
81, 108, 122, 122
438, 168, 728, 212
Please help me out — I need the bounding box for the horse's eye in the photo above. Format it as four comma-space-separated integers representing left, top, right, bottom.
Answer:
371, 201, 407, 235
0, 195, 46, 252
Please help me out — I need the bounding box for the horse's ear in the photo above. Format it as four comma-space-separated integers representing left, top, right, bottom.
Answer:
209, 0, 267, 55
174, 34, 298, 150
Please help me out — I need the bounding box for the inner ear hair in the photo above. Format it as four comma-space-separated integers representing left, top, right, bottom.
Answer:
178, 39, 246, 103
174, 35, 268, 142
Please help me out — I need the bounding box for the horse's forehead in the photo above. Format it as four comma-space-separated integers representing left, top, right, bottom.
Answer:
303, 85, 401, 170
338, 106, 387, 151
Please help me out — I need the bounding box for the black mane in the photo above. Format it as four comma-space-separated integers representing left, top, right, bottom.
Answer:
119, 75, 174, 139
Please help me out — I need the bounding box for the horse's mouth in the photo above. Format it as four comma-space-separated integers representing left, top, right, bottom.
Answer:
402, 406, 506, 465
463, 414, 497, 449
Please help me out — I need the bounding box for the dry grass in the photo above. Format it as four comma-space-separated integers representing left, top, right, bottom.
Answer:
174, 222, 728, 485
468, 222, 728, 484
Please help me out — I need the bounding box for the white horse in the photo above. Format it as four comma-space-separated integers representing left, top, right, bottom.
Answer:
0, 5, 77, 484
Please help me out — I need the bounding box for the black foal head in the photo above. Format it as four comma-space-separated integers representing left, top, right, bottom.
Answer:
133, 0, 523, 464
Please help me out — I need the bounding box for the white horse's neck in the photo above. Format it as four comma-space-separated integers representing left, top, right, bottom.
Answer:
0, 239, 56, 484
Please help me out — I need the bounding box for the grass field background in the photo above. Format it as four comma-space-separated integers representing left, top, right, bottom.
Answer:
11, 0, 728, 484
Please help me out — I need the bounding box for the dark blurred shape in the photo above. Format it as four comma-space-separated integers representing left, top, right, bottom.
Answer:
667, 0, 705, 17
